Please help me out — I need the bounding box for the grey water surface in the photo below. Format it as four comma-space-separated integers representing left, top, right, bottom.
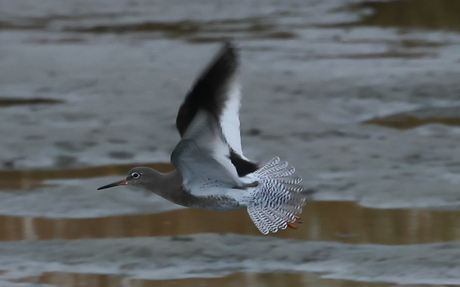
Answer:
1, 0, 460, 286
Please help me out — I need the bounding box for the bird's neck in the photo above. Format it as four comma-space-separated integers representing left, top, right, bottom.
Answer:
151, 169, 191, 207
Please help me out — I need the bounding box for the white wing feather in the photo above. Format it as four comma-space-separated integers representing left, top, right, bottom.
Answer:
171, 110, 244, 196
220, 80, 247, 158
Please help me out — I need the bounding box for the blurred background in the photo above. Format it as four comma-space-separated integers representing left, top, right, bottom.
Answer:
1, 0, 460, 286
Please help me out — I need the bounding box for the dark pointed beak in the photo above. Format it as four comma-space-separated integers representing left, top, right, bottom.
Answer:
97, 179, 128, 190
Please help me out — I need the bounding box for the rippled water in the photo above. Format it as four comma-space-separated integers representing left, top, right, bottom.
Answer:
2, 201, 460, 244
2, 0, 460, 286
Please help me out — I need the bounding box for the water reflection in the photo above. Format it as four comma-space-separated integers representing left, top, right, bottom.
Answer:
0, 97, 63, 107
352, 0, 460, 31
0, 163, 174, 190
1, 201, 460, 245
365, 115, 460, 129
18, 271, 445, 287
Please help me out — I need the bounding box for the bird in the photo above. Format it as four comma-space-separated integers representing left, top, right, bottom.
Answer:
98, 42, 310, 235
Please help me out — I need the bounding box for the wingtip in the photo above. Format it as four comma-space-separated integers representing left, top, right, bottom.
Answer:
175, 40, 240, 137
223, 41, 236, 53
217, 40, 238, 65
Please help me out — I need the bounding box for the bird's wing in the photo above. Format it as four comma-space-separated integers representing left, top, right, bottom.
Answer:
171, 110, 243, 197
175, 42, 258, 176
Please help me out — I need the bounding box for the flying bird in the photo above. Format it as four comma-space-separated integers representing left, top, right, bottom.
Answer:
98, 42, 309, 234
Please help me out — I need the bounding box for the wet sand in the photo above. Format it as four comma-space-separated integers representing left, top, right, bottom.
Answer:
1, 0, 460, 286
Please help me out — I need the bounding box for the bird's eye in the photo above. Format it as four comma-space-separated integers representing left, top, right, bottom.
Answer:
131, 172, 140, 179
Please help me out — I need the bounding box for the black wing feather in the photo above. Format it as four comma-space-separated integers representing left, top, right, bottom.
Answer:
175, 42, 258, 176
176, 42, 237, 136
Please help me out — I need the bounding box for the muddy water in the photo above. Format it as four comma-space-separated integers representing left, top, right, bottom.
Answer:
18, 271, 440, 287
3, 166, 460, 286
2, 164, 460, 245
364, 107, 460, 129
2, 0, 460, 285
365, 115, 460, 129
0, 163, 174, 190
1, 202, 460, 245
350, 0, 460, 31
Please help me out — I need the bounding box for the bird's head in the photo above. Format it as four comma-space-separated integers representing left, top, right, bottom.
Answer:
97, 167, 155, 190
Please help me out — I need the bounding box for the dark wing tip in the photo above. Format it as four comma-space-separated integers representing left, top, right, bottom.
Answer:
204, 41, 238, 82
176, 42, 240, 137
174, 42, 258, 177
219, 41, 237, 64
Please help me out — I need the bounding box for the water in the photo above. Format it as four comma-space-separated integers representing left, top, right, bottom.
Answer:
15, 272, 422, 287
2, 201, 460, 244
2, 0, 460, 285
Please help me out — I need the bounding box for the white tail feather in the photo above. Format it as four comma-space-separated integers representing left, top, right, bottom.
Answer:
246, 157, 309, 235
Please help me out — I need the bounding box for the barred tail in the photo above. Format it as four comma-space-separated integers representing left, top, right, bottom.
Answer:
247, 157, 311, 235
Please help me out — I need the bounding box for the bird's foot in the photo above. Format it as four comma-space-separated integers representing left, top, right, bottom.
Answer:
286, 216, 302, 230
287, 222, 298, 230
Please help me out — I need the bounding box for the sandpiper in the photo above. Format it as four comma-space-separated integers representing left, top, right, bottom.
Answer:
98, 42, 309, 234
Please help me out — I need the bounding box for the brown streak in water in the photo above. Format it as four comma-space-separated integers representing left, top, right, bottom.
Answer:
353, 0, 460, 32
315, 51, 434, 60
64, 17, 299, 42
66, 18, 273, 34
364, 115, 460, 129
0, 163, 174, 190
1, 202, 460, 245
70, 21, 200, 36
15, 271, 401, 287
0, 98, 64, 107
327, 0, 460, 32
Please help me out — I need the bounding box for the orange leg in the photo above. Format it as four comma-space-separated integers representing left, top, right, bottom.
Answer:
287, 222, 298, 230
287, 216, 302, 230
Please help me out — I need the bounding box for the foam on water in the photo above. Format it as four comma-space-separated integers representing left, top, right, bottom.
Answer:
0, 234, 460, 285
